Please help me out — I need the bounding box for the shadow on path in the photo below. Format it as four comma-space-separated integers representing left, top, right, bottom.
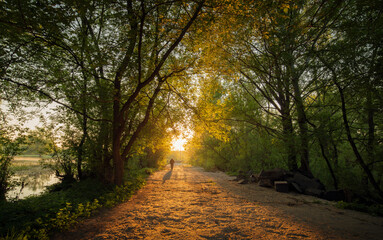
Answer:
162, 170, 173, 183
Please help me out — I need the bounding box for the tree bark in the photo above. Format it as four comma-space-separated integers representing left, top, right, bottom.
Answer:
319, 138, 338, 189
112, 1, 205, 185
280, 100, 297, 171
291, 77, 311, 175
335, 80, 383, 199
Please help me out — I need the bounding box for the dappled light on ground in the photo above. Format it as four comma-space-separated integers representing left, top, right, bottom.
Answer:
55, 165, 383, 240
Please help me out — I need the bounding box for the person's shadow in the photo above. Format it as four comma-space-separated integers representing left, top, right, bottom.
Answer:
162, 170, 173, 183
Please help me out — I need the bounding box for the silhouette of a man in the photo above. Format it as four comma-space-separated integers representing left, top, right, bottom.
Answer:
170, 158, 175, 171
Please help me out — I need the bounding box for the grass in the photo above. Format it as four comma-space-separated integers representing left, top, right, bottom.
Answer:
11, 156, 41, 172
207, 180, 216, 185
10, 155, 49, 174
336, 201, 383, 217
9, 165, 44, 173
15, 155, 51, 159
226, 171, 237, 176
0, 167, 153, 240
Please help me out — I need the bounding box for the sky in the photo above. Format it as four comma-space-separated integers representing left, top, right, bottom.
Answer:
1, 101, 58, 130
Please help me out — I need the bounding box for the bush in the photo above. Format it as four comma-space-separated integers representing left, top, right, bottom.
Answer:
336, 201, 383, 217
0, 168, 153, 239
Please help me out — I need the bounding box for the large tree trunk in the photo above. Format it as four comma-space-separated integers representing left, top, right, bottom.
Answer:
280, 101, 297, 171
112, 138, 123, 185
112, 74, 124, 186
291, 77, 311, 175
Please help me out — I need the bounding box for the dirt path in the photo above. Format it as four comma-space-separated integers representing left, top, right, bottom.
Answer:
54, 164, 383, 239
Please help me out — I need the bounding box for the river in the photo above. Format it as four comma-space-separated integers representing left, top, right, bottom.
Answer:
6, 169, 60, 200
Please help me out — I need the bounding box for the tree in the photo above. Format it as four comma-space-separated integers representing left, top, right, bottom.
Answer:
316, 0, 383, 198
1, 0, 206, 185
0, 112, 24, 201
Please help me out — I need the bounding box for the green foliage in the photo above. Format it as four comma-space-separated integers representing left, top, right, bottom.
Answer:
336, 201, 383, 217
1, 0, 383, 222
1, 0, 206, 186
41, 148, 76, 181
20, 131, 53, 156
0, 131, 24, 201
1, 229, 28, 240
0, 168, 151, 239
187, 0, 383, 202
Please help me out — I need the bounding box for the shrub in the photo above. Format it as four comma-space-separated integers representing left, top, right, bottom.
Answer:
336, 201, 383, 217
0, 168, 153, 239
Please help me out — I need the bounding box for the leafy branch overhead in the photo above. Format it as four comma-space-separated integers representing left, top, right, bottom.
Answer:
1, 0, 383, 201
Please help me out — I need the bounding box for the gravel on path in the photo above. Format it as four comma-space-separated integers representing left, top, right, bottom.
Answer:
53, 164, 383, 239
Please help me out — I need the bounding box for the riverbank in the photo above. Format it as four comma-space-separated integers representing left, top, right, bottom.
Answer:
0, 167, 152, 239
7, 155, 59, 201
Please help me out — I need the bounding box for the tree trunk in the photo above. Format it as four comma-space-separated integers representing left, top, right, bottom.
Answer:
291, 77, 311, 175
361, 85, 375, 192
112, 138, 123, 185
77, 120, 86, 180
281, 102, 297, 171
319, 138, 338, 189
366, 86, 375, 170
278, 95, 298, 171
77, 83, 87, 180
335, 80, 383, 200
112, 73, 124, 185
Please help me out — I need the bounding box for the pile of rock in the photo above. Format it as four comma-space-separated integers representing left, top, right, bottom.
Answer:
232, 168, 349, 201
231, 170, 257, 184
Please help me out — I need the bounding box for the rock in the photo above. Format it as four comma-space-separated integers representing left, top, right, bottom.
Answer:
274, 181, 289, 193
233, 175, 246, 181
344, 189, 353, 202
257, 168, 292, 188
258, 178, 273, 188
289, 172, 325, 192
232, 170, 257, 184
323, 190, 346, 201
258, 168, 291, 182
254, 168, 326, 198
288, 181, 303, 193
237, 179, 248, 184
249, 174, 257, 183
304, 188, 324, 197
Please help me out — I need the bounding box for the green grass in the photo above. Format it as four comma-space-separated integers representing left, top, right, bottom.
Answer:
9, 165, 43, 173
336, 201, 383, 217
226, 171, 238, 176
16, 155, 51, 159
0, 168, 153, 240
10, 156, 48, 173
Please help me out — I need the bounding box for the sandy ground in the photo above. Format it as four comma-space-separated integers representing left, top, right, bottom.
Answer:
53, 164, 383, 239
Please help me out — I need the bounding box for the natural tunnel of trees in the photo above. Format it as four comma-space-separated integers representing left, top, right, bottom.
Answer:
1, 0, 383, 202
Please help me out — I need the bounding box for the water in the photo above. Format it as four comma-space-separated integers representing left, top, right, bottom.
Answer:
6, 171, 60, 200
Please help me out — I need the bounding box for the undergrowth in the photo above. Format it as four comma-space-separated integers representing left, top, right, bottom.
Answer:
0, 167, 153, 240
336, 201, 383, 217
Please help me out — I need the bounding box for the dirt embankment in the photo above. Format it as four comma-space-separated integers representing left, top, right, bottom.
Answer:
54, 164, 383, 240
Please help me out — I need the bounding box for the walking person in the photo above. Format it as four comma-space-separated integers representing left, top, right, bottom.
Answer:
170, 158, 175, 171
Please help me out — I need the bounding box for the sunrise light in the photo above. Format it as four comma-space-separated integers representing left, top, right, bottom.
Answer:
171, 137, 187, 151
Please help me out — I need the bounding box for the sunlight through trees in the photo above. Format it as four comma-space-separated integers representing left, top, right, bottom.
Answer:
1, 0, 383, 204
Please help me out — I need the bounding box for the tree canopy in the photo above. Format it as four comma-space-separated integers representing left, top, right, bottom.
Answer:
1, 0, 383, 200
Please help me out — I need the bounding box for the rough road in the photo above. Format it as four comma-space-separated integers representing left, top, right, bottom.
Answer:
54, 164, 383, 239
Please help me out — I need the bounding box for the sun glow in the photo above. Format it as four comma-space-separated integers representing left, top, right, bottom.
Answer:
171, 137, 187, 151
